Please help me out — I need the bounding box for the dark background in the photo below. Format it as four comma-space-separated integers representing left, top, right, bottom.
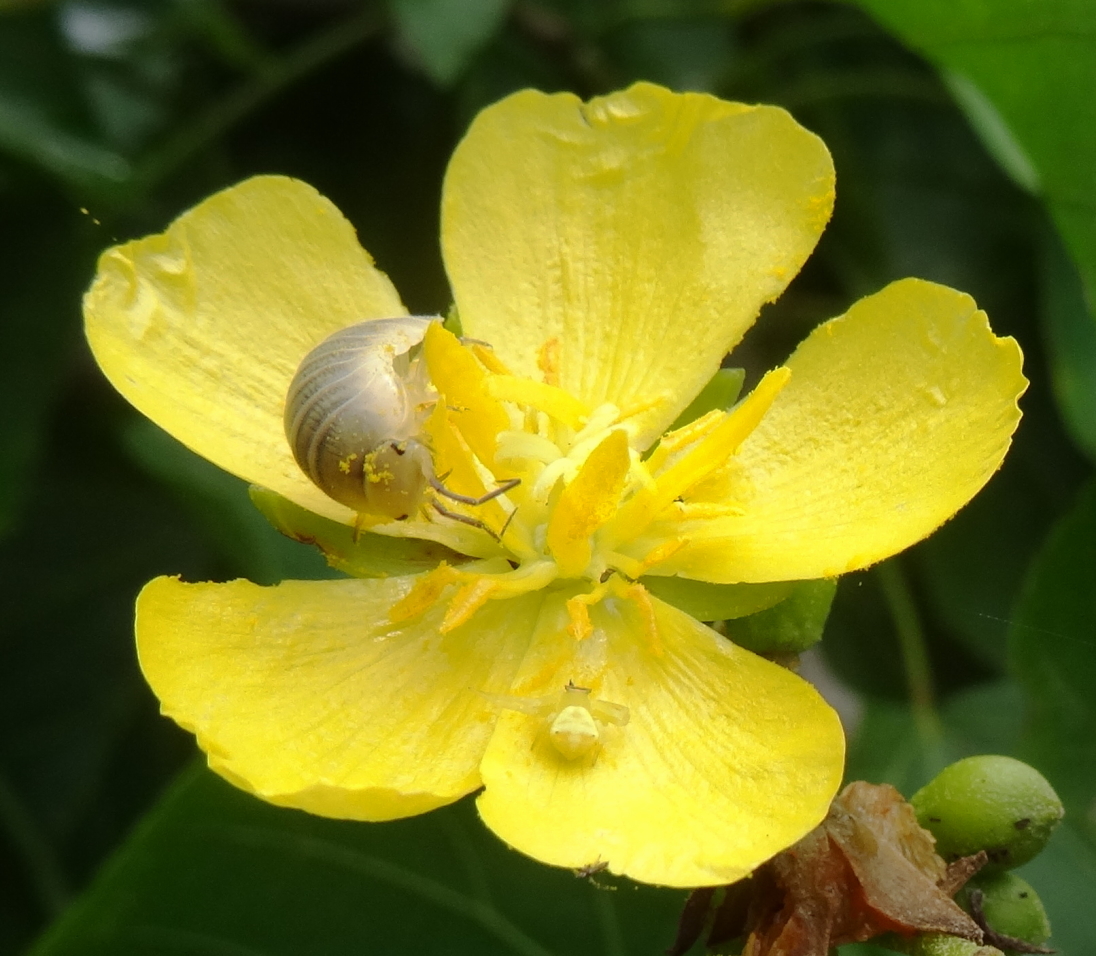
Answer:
1, 1, 1094, 953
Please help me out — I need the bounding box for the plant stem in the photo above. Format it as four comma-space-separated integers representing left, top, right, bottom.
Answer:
876, 558, 942, 745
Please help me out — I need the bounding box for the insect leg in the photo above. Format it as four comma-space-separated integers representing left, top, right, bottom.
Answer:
430, 476, 521, 506
431, 501, 502, 541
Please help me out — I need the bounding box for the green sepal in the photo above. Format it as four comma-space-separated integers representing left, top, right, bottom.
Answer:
248, 486, 465, 578
640, 576, 796, 622
443, 302, 463, 337
721, 579, 837, 655
669, 367, 746, 430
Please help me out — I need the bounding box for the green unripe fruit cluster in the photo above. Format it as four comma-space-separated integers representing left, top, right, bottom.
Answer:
893, 933, 1005, 956
958, 872, 1051, 952
911, 755, 1063, 873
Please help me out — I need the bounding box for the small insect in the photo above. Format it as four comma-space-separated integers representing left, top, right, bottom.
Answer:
485, 680, 630, 761
284, 317, 517, 527
572, 858, 609, 879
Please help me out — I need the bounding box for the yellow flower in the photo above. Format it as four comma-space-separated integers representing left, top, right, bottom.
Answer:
83, 83, 1025, 888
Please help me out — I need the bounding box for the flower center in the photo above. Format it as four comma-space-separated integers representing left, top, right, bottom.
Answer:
385, 323, 789, 639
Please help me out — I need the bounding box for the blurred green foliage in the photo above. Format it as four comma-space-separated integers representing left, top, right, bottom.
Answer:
0, 0, 1094, 953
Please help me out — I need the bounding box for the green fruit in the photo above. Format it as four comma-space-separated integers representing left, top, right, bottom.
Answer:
958, 872, 1051, 951
911, 755, 1063, 872
896, 934, 1005, 956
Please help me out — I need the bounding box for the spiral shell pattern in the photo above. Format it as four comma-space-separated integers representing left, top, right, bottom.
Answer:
284, 316, 437, 519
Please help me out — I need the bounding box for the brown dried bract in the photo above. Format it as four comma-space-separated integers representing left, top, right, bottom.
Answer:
673, 782, 985, 956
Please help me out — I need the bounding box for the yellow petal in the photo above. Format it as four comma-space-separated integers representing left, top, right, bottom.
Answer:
476, 590, 844, 887
646, 278, 1027, 583
137, 575, 543, 820
442, 82, 835, 448
85, 176, 405, 526
546, 429, 631, 577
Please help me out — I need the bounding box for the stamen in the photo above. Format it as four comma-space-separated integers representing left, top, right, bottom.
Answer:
570, 403, 621, 447
645, 408, 725, 474
616, 391, 672, 424
441, 577, 498, 632
634, 538, 687, 574
470, 342, 511, 375
601, 367, 790, 550
422, 323, 509, 466
532, 457, 578, 501
496, 430, 562, 464
566, 594, 594, 641
622, 582, 663, 657
389, 563, 462, 623
602, 551, 643, 579
487, 375, 590, 429
546, 430, 631, 578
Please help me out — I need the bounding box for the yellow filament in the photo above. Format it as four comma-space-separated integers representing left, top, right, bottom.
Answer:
486, 375, 590, 430
635, 538, 687, 574
388, 563, 462, 623
623, 583, 662, 657
602, 366, 790, 549
470, 342, 511, 375
441, 577, 499, 632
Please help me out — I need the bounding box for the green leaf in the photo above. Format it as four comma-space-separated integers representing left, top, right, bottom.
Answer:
912, 407, 1083, 672
30, 765, 687, 956
846, 0, 1096, 376
821, 571, 909, 700
603, 16, 737, 93
0, 203, 84, 538
390, 0, 511, 85
1017, 821, 1096, 956
0, 9, 131, 195
640, 576, 795, 622
1009, 479, 1096, 833
843, 681, 1024, 796
249, 486, 466, 579
0, 95, 129, 191
0, 405, 215, 951
123, 420, 333, 586
939, 70, 1039, 195
1040, 221, 1096, 461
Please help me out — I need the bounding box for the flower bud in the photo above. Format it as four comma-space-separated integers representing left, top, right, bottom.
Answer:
721, 579, 837, 655
959, 872, 1051, 951
911, 755, 1063, 872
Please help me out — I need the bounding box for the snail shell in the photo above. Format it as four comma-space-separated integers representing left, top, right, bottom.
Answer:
284, 316, 438, 520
